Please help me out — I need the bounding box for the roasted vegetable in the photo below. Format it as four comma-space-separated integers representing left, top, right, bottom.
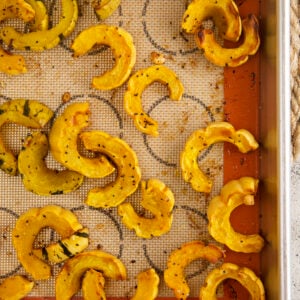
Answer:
207, 177, 264, 253
0, 276, 34, 300
82, 269, 106, 300
0, 47, 27, 75
80, 130, 141, 208
199, 263, 265, 299
164, 240, 224, 300
0, 0, 35, 22
49, 102, 115, 178
12, 205, 83, 280
118, 179, 175, 238
131, 269, 159, 300
0, 0, 78, 51
0, 99, 53, 175
181, 0, 242, 42
180, 122, 259, 193
71, 24, 136, 90
26, 0, 49, 31
18, 132, 84, 196
195, 14, 260, 67
92, 0, 121, 20
56, 250, 127, 300
124, 65, 184, 136
33, 228, 89, 263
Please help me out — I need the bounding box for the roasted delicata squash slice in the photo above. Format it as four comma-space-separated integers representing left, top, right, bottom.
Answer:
0, 99, 53, 176
33, 228, 89, 263
164, 240, 224, 300
0, 0, 78, 51
207, 177, 264, 253
181, 0, 241, 42
71, 24, 136, 90
118, 179, 175, 238
0, 276, 34, 300
49, 102, 114, 178
56, 250, 127, 300
26, 0, 49, 31
92, 0, 121, 20
131, 268, 159, 300
12, 205, 83, 280
0, 47, 27, 75
18, 132, 84, 196
82, 269, 106, 300
124, 65, 184, 137
195, 14, 260, 67
180, 122, 259, 193
199, 263, 265, 300
0, 0, 35, 22
80, 130, 141, 208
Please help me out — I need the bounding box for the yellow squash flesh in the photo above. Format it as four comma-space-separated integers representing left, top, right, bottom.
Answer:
26, 0, 49, 31
82, 269, 106, 300
71, 24, 136, 90
12, 205, 83, 280
18, 131, 84, 195
164, 240, 224, 300
181, 0, 242, 41
0, 47, 27, 75
80, 130, 141, 208
207, 177, 264, 253
199, 263, 265, 300
0, 0, 78, 51
118, 179, 175, 238
195, 14, 260, 67
0, 99, 53, 175
0, 276, 34, 300
56, 250, 127, 300
180, 121, 259, 193
131, 268, 159, 300
49, 102, 115, 178
124, 65, 184, 136
0, 0, 35, 22
92, 0, 121, 20
33, 228, 89, 263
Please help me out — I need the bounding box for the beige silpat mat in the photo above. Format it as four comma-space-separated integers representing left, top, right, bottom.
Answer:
0, 0, 225, 297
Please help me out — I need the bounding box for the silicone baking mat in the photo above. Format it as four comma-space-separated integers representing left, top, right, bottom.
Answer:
0, 0, 260, 298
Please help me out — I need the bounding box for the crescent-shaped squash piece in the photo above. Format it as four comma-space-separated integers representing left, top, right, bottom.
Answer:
181, 0, 242, 42
82, 269, 106, 300
0, 47, 27, 75
164, 240, 224, 300
71, 24, 136, 90
199, 263, 265, 300
0, 276, 34, 300
124, 65, 184, 136
207, 177, 264, 253
33, 228, 89, 263
131, 268, 159, 300
12, 205, 83, 280
0, 99, 53, 175
18, 131, 84, 195
26, 0, 49, 31
92, 0, 121, 20
180, 121, 259, 193
55, 250, 127, 300
195, 14, 260, 67
0, 0, 78, 51
0, 0, 35, 22
118, 179, 175, 238
49, 102, 115, 178
80, 130, 141, 208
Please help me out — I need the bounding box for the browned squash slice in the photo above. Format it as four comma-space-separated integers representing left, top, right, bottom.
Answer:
0, 47, 27, 75
82, 269, 106, 300
49, 102, 115, 178
0, 0, 35, 22
0, 276, 34, 300
12, 205, 83, 280
56, 250, 127, 300
80, 130, 141, 208
118, 179, 175, 238
92, 0, 121, 20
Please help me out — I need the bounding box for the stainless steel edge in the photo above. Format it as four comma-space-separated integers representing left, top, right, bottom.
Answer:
260, 0, 291, 299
